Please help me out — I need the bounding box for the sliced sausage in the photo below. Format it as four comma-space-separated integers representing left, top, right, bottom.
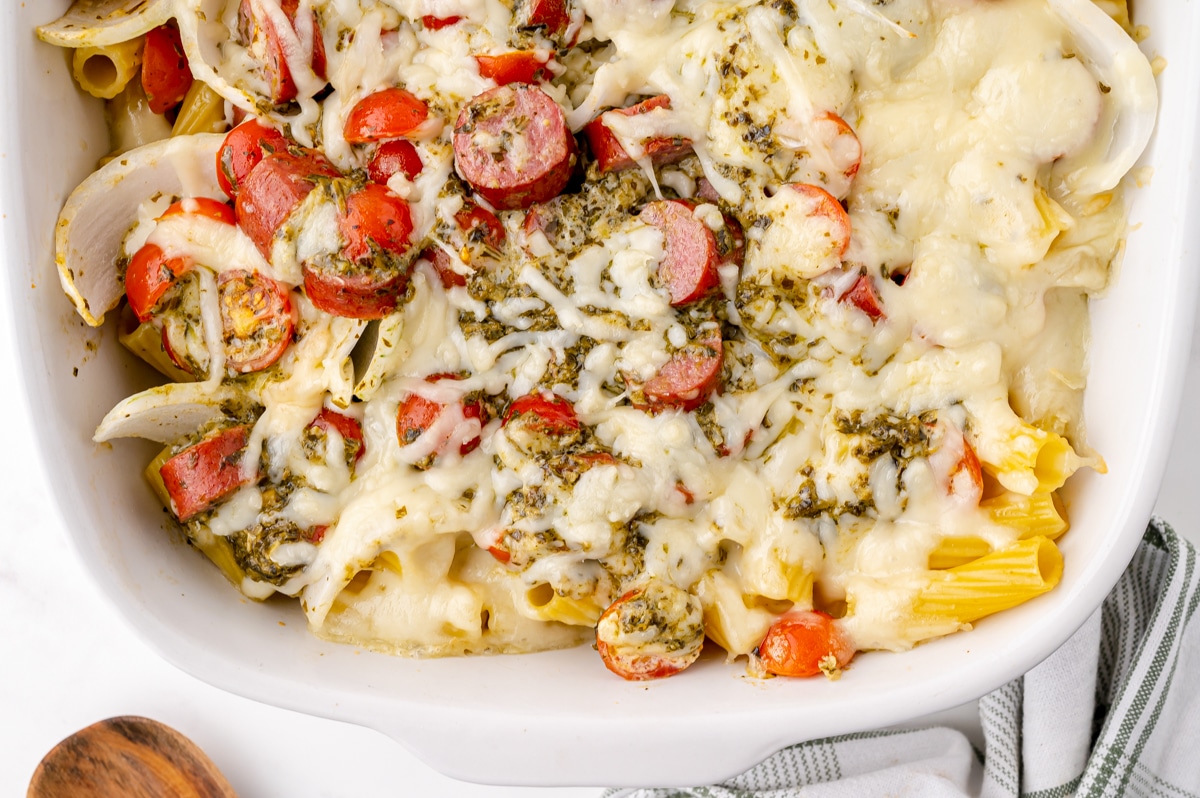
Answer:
426, 202, 506, 288
217, 119, 290, 199
584, 95, 692, 174
640, 199, 742, 306
235, 147, 339, 259
453, 84, 576, 210
396, 374, 485, 457
303, 183, 415, 319
639, 326, 723, 412
159, 426, 258, 521
237, 0, 327, 106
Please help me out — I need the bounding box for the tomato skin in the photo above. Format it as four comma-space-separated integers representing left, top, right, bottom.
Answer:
422, 14, 462, 29
218, 270, 296, 373
161, 197, 237, 225
310, 407, 366, 464
338, 183, 415, 263
237, 0, 327, 105
427, 202, 506, 288
502, 392, 580, 436
301, 184, 415, 319
840, 274, 885, 322
395, 374, 484, 457
475, 51, 551, 85
344, 88, 430, 144
125, 244, 189, 322
159, 426, 258, 521
235, 148, 340, 259
217, 120, 289, 199
141, 25, 193, 114
512, 0, 574, 44
366, 139, 424, 185
584, 95, 692, 174
596, 586, 705, 681
757, 611, 855, 678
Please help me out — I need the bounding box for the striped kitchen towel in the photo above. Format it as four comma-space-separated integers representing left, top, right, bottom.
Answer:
606, 518, 1200, 798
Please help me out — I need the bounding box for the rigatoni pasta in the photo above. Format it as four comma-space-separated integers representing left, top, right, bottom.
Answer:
40, 0, 1156, 681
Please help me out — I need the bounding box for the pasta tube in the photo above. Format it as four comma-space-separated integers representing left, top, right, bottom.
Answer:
72, 39, 143, 100
697, 571, 779, 658
172, 82, 228, 137
929, 491, 1068, 568
913, 536, 1063, 624
107, 79, 172, 156
525, 583, 604, 626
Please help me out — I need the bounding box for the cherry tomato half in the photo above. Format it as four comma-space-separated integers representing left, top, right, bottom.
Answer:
344, 87, 429, 144
142, 24, 193, 114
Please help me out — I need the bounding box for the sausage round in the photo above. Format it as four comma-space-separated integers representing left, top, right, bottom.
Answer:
453, 85, 576, 210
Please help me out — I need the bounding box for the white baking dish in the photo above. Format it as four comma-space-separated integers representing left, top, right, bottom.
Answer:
2, 1, 1198, 787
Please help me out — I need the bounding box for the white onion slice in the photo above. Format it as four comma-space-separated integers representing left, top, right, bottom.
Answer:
95, 382, 242, 443
1049, 0, 1158, 195
55, 133, 224, 326
36, 0, 173, 48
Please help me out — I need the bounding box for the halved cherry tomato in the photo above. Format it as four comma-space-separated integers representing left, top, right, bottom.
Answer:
640, 327, 723, 412
125, 244, 189, 323
930, 426, 984, 505
366, 139, 424, 185
757, 610, 855, 678
309, 407, 366, 464
217, 119, 290, 199
161, 197, 236, 225
159, 426, 258, 521
475, 51, 551, 85
237, 0, 327, 106
840, 273, 885, 322
513, 0, 573, 43
303, 184, 415, 319
596, 585, 705, 681
422, 15, 462, 30
815, 112, 863, 185
141, 24, 193, 114
427, 202, 506, 288
235, 147, 340, 259
344, 88, 429, 144
501, 392, 582, 456
584, 95, 692, 174
338, 183, 415, 262
218, 269, 295, 373
161, 324, 193, 374
503, 392, 580, 436
395, 374, 484, 457
126, 199, 237, 321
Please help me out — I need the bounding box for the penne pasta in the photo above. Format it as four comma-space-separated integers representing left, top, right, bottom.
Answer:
107, 79, 172, 156
72, 39, 143, 100
172, 82, 229, 137
525, 583, 604, 627
914, 537, 1064, 625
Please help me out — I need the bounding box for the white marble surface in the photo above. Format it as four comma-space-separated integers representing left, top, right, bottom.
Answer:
3, 285, 1198, 796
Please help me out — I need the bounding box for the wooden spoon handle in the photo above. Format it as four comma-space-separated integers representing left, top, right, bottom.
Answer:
28, 716, 238, 798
